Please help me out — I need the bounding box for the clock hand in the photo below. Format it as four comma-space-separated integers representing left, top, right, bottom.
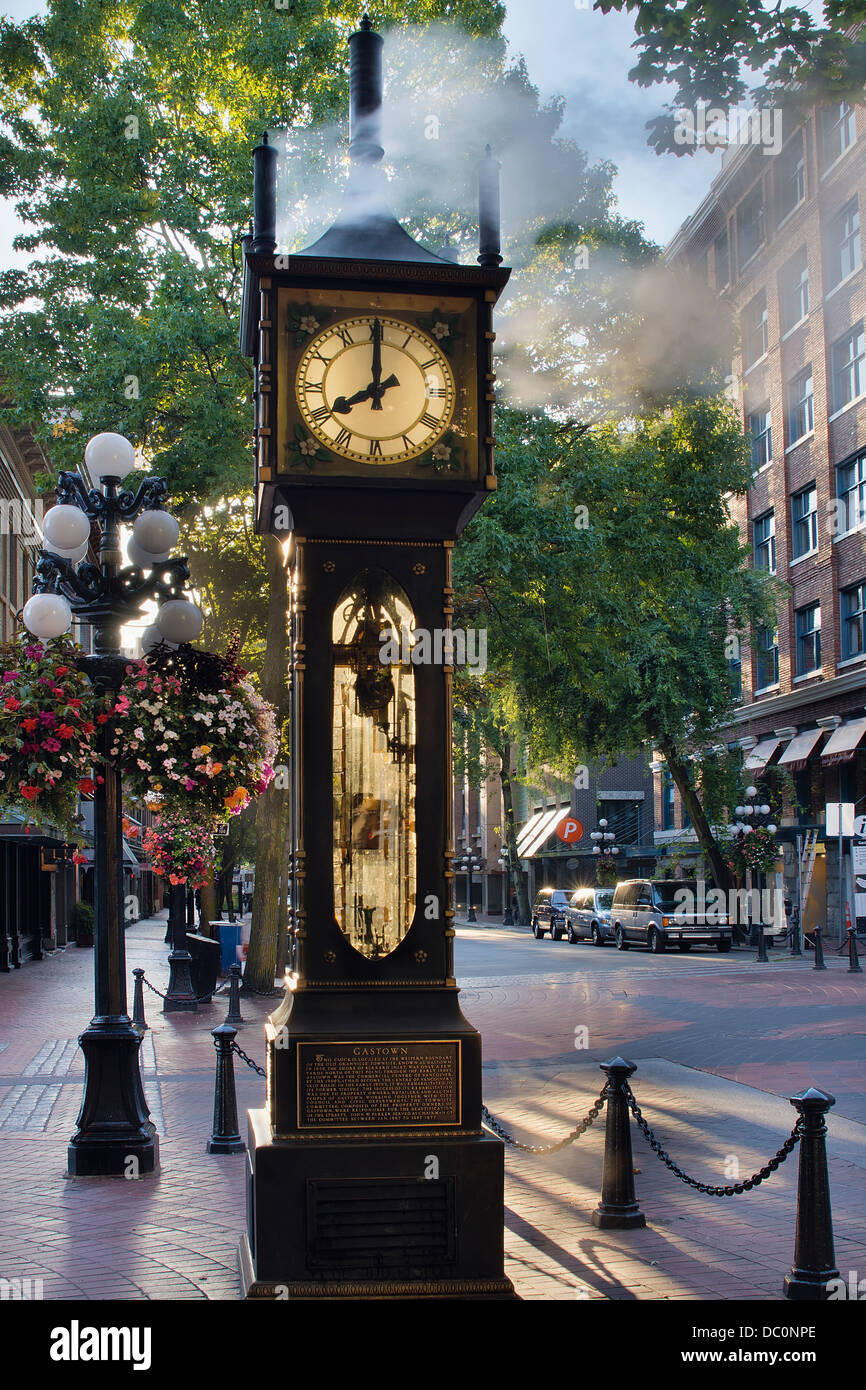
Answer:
332, 386, 374, 414
370, 318, 383, 410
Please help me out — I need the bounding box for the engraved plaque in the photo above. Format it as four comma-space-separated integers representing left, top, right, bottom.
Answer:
297, 1040, 461, 1128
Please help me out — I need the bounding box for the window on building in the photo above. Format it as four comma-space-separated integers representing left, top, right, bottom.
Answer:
662, 769, 675, 830
831, 322, 865, 412
837, 453, 866, 532
742, 290, 769, 367
826, 198, 861, 289
841, 582, 866, 659
714, 227, 730, 289
779, 248, 809, 333
795, 603, 821, 674
791, 484, 818, 558
787, 366, 814, 444
598, 799, 640, 845
777, 130, 806, 221
755, 625, 779, 688
737, 185, 765, 270
820, 101, 856, 171
748, 403, 772, 469
753, 511, 776, 572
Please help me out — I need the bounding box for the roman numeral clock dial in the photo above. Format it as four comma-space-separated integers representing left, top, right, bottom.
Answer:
295, 316, 456, 464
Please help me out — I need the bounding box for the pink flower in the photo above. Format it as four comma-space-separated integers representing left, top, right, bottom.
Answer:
42, 737, 61, 752
184, 778, 196, 790
3, 671, 20, 683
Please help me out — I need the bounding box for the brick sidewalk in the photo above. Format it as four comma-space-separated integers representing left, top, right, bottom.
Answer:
0, 916, 863, 1300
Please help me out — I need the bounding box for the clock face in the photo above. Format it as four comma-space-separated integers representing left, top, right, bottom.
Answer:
295, 315, 456, 464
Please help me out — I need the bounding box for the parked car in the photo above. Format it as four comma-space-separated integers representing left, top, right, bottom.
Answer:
610, 878, 733, 953
564, 887, 615, 945
530, 888, 570, 939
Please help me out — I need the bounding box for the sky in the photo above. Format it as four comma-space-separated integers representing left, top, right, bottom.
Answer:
0, 0, 721, 269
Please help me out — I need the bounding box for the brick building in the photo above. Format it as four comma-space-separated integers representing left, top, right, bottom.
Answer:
665, 97, 866, 936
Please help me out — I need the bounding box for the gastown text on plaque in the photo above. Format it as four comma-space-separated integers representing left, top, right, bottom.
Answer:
297, 1040, 461, 1128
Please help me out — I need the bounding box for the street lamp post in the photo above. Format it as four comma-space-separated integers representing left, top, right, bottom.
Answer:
459, 851, 484, 924
734, 785, 778, 965
590, 818, 620, 880
497, 850, 514, 925
25, 432, 200, 1177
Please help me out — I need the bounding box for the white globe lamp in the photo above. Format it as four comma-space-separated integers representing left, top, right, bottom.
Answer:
156, 599, 203, 644
42, 504, 91, 552
84, 433, 136, 484
22, 592, 73, 639
133, 510, 179, 557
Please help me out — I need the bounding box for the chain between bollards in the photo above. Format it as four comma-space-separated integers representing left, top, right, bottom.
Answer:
138, 970, 215, 1005
481, 1088, 608, 1154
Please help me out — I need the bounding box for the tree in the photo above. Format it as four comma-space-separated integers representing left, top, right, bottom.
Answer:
595, 0, 866, 154
0, 0, 507, 986
453, 399, 783, 892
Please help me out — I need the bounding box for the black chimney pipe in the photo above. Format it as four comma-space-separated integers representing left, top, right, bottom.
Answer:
252, 131, 277, 253
349, 15, 384, 164
478, 144, 503, 267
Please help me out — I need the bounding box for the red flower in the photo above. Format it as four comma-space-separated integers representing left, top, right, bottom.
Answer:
57, 724, 75, 739
96, 714, 109, 724
54, 666, 69, 676
72, 852, 87, 865
80, 721, 96, 734
21, 718, 38, 732
19, 785, 41, 800
77, 778, 96, 795
4, 696, 20, 711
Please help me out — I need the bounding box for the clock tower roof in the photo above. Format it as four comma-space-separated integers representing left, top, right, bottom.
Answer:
296, 167, 453, 266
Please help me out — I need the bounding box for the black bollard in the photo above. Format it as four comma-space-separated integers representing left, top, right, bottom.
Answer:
784, 1087, 839, 1300
164, 881, 198, 1013
224, 963, 245, 1027
206, 1024, 246, 1154
812, 926, 827, 971
131, 968, 148, 1032
591, 1057, 646, 1230
846, 928, 862, 974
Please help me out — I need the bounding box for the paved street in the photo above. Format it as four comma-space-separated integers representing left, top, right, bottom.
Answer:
0, 915, 863, 1301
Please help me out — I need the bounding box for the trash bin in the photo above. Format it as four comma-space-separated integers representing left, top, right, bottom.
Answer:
212, 920, 243, 974
186, 932, 221, 1001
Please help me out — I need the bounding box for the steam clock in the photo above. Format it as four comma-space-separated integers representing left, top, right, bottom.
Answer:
239, 17, 514, 1299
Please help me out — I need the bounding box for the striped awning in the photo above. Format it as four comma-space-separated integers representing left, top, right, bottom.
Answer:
516, 806, 571, 859
778, 727, 824, 771
744, 737, 781, 772
821, 717, 866, 766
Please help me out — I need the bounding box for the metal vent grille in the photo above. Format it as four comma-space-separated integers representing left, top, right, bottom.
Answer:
307, 1178, 455, 1271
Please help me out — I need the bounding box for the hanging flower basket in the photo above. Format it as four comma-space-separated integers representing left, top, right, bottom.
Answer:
726, 824, 779, 876
108, 644, 278, 822
143, 809, 216, 887
0, 635, 102, 833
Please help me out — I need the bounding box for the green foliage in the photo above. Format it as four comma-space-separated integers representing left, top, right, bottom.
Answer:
70, 898, 94, 944
593, 0, 866, 154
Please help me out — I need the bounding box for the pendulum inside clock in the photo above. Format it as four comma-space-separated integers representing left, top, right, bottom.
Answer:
332, 569, 416, 958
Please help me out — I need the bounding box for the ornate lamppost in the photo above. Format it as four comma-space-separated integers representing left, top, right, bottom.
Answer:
590, 817, 620, 883
23, 432, 202, 1176
459, 850, 485, 923
733, 784, 778, 964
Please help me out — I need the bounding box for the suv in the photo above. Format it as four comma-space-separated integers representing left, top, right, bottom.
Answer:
610, 879, 733, 954
564, 887, 615, 945
530, 889, 570, 939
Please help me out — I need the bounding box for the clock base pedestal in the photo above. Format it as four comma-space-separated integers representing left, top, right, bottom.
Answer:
239, 1106, 517, 1300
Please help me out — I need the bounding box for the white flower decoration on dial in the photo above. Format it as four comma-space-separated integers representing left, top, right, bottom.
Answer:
295, 314, 456, 463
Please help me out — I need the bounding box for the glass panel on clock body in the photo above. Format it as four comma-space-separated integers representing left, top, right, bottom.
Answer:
332, 570, 417, 958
